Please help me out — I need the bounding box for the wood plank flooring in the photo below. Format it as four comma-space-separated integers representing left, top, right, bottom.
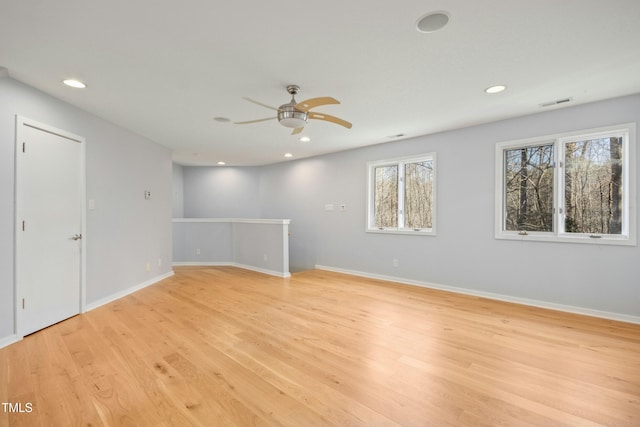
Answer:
1, 266, 639, 426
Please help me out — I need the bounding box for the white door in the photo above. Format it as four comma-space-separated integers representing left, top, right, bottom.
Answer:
16, 117, 84, 336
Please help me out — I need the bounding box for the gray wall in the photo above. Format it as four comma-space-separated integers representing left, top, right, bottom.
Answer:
259, 95, 640, 317
233, 222, 288, 275
0, 77, 173, 341
172, 163, 184, 218
183, 166, 261, 218
173, 221, 233, 263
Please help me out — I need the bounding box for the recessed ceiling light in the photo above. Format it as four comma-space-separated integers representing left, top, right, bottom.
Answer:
62, 79, 86, 89
416, 11, 450, 33
485, 85, 507, 94
284, 153, 293, 158
217, 161, 226, 165
213, 117, 231, 123
299, 136, 311, 142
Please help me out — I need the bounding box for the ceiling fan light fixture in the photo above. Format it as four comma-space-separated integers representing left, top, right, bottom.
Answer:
237, 85, 350, 132
277, 109, 308, 128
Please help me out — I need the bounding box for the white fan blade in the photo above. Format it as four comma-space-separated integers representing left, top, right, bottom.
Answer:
243, 97, 280, 111
234, 117, 276, 125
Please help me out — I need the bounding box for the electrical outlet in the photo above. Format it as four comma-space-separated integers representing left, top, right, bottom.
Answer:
146, 262, 151, 272
196, 248, 201, 255
158, 258, 162, 266
263, 254, 268, 261
393, 258, 399, 267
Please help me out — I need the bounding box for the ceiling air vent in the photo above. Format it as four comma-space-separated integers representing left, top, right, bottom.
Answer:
540, 97, 573, 108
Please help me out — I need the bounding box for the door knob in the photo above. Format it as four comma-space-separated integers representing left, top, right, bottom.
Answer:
71, 234, 82, 240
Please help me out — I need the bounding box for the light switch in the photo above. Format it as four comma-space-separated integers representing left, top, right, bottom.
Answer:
88, 199, 96, 210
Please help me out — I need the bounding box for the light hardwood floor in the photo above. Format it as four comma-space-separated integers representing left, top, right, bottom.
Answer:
1, 266, 639, 426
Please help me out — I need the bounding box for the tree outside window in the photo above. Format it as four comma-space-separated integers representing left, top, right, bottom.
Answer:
564, 137, 623, 235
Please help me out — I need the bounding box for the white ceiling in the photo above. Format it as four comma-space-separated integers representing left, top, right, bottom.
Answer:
1, 0, 639, 166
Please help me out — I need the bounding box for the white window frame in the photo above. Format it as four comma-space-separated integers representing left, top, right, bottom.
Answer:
367, 153, 436, 236
495, 123, 636, 246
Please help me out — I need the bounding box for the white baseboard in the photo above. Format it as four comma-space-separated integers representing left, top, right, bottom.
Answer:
315, 265, 640, 325
0, 334, 20, 350
84, 271, 175, 312
232, 263, 291, 278
173, 262, 291, 278
172, 262, 230, 267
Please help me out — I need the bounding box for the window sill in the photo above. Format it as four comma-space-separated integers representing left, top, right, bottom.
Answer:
495, 232, 636, 246
367, 228, 436, 236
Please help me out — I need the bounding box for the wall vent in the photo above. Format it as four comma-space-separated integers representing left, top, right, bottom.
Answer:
540, 97, 573, 108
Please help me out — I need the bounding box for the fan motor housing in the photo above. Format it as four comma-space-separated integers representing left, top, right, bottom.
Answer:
278, 104, 308, 128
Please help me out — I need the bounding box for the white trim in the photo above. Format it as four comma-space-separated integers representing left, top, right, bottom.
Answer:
281, 222, 290, 275
172, 218, 291, 225
366, 152, 436, 235
84, 271, 174, 312
233, 263, 291, 278
172, 262, 231, 267
172, 262, 291, 278
0, 334, 20, 350
15, 116, 87, 337
80, 132, 87, 313
315, 265, 640, 325
366, 228, 436, 236
232, 218, 291, 225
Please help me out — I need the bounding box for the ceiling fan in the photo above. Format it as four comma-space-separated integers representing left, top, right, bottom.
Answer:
235, 85, 352, 135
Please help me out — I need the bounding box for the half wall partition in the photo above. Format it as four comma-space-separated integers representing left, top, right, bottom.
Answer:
172, 218, 291, 278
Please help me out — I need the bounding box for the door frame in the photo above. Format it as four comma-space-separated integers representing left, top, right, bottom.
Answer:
14, 115, 87, 338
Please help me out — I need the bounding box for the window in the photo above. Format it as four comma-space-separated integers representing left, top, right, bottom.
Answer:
503, 143, 554, 232
495, 124, 636, 245
367, 153, 436, 235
